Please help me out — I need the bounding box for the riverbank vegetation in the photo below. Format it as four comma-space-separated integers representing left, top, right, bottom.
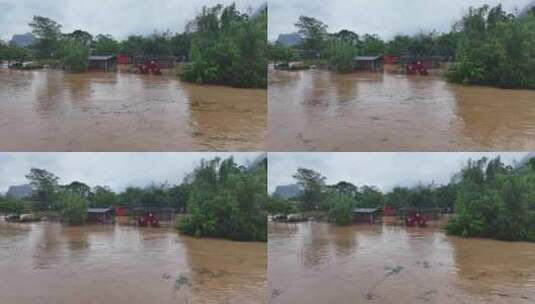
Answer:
446, 157, 535, 241
448, 5, 535, 89
1, 156, 267, 242
182, 4, 267, 88
269, 156, 535, 242
178, 157, 267, 241
1, 3, 267, 89
269, 5, 535, 89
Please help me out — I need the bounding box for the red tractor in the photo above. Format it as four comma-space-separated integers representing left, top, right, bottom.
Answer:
138, 60, 162, 75
137, 212, 160, 227
405, 212, 427, 228
406, 61, 428, 76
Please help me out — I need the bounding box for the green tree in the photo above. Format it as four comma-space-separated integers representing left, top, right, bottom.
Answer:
182, 4, 267, 88
61, 40, 89, 72
360, 34, 385, 55
266, 196, 297, 215
119, 35, 147, 56
327, 192, 355, 225
448, 4, 535, 89
89, 186, 118, 208
25, 168, 59, 211
295, 16, 328, 52
64, 30, 93, 48
293, 168, 326, 210
28, 15, 62, 59
0, 197, 29, 216
327, 40, 357, 72
169, 184, 190, 213
59, 193, 87, 225
2, 44, 32, 65
386, 35, 412, 55
178, 156, 267, 242
63, 181, 91, 199
267, 43, 296, 66
446, 156, 533, 241
94, 34, 119, 55
358, 185, 384, 208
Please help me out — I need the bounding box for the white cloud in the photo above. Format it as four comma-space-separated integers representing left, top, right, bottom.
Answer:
268, 0, 533, 40
0, 152, 264, 192
268, 152, 529, 193
0, 0, 266, 41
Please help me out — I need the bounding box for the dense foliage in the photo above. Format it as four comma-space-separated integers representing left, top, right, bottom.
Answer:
0, 196, 29, 217
446, 157, 535, 241
326, 192, 354, 225
272, 156, 535, 240
182, 4, 267, 88
58, 193, 87, 225
0, 40, 32, 64
448, 5, 535, 89
178, 157, 267, 242
60, 40, 89, 72
274, 6, 535, 89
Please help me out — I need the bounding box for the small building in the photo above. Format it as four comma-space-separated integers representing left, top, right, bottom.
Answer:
132, 207, 175, 221
384, 55, 400, 64
353, 55, 384, 72
133, 55, 176, 69
87, 208, 115, 224
87, 55, 117, 72
116, 54, 132, 64
353, 208, 383, 224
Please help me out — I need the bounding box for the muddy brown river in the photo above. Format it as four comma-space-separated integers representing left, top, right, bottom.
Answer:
269, 222, 535, 304
0, 66, 266, 151
0, 222, 266, 304
268, 67, 535, 151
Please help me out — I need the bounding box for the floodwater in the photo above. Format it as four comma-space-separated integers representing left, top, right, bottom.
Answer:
269, 221, 535, 304
0, 222, 267, 304
268, 66, 535, 151
0, 66, 266, 151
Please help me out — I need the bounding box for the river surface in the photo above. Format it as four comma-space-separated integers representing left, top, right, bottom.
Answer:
0, 66, 266, 151
268, 67, 535, 151
268, 222, 535, 304
0, 222, 267, 304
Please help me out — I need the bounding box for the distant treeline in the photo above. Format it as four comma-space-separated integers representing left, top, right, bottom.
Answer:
269, 156, 535, 242
0, 3, 267, 88
0, 16, 191, 71
268, 4, 535, 89
0, 156, 267, 242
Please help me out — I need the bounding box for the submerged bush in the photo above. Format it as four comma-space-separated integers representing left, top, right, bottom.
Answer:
61, 40, 89, 72
448, 5, 535, 89
177, 157, 267, 242
182, 4, 267, 88
60, 193, 87, 225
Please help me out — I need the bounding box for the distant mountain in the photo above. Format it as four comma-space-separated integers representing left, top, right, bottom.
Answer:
9, 33, 36, 47
6, 184, 32, 199
273, 184, 302, 199
276, 33, 302, 47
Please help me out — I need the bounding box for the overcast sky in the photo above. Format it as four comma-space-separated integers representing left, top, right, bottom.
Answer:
268, 152, 529, 193
268, 0, 534, 41
0, 0, 266, 41
0, 152, 264, 193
